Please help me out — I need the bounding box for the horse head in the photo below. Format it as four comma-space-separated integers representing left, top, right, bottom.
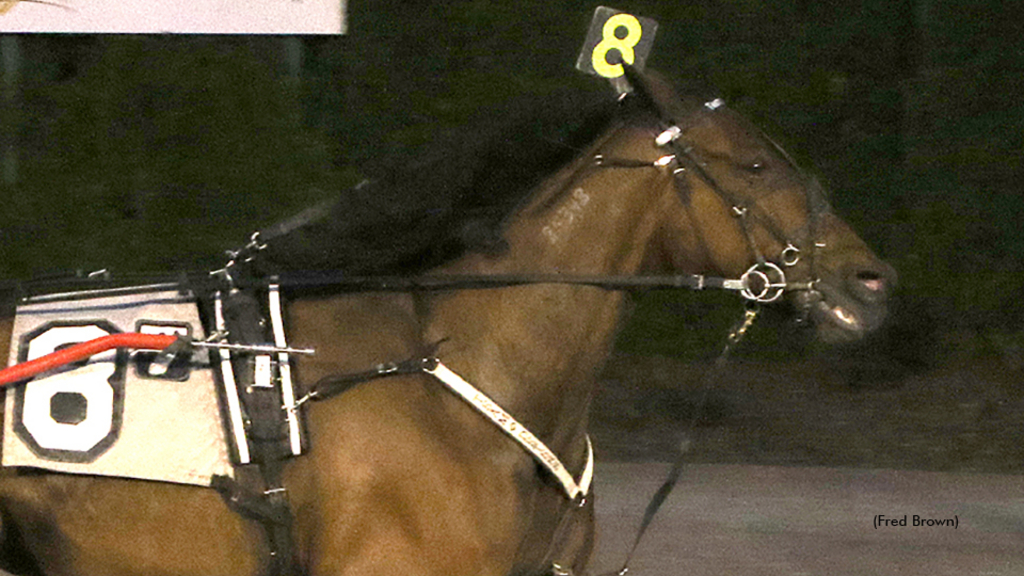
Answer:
620, 67, 896, 343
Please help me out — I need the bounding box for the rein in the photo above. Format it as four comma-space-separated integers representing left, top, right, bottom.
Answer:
1, 265, 810, 314
598, 304, 760, 576
246, 270, 802, 303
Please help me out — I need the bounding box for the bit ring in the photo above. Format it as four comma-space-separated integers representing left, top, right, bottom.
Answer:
781, 244, 801, 266
740, 262, 787, 303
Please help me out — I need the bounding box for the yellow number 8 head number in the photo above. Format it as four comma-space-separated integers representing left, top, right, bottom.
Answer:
576, 7, 658, 81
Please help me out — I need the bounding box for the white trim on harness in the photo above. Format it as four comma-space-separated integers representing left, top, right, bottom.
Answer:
424, 361, 594, 501
268, 283, 303, 457
214, 292, 251, 465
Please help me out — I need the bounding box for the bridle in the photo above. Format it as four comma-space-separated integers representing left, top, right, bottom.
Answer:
600, 66, 832, 315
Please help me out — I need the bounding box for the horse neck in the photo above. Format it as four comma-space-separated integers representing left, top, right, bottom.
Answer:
423, 124, 671, 446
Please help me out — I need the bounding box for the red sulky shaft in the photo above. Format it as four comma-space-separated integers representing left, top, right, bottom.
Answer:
0, 333, 178, 387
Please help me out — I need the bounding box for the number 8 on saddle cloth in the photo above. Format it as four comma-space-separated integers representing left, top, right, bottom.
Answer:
1, 284, 305, 486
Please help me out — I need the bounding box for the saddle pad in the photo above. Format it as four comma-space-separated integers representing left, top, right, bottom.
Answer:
2, 289, 234, 486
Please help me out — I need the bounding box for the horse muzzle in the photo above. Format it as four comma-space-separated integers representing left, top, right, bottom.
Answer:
792, 260, 896, 343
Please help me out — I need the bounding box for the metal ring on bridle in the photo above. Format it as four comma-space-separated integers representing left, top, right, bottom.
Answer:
781, 244, 801, 266
739, 261, 787, 303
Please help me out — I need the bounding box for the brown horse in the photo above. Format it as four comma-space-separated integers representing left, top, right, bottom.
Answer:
0, 69, 894, 576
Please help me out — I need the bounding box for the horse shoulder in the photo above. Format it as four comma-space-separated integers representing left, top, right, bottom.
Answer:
286, 293, 422, 381
291, 377, 529, 576
284, 294, 529, 576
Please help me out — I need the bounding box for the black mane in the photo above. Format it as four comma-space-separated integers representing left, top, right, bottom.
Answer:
258, 84, 623, 276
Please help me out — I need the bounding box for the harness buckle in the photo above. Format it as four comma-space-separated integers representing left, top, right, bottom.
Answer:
655, 126, 681, 146
375, 361, 399, 375
704, 98, 726, 110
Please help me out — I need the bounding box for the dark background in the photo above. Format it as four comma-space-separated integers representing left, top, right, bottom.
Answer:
1, 1, 1022, 472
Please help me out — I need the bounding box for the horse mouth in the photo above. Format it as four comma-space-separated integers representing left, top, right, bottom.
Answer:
826, 304, 861, 330
797, 295, 880, 343
792, 266, 895, 344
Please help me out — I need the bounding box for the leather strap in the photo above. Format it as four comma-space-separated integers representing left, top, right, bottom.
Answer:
424, 360, 593, 500
300, 356, 594, 500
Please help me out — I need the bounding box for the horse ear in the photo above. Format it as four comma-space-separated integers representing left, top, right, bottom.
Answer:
622, 65, 681, 121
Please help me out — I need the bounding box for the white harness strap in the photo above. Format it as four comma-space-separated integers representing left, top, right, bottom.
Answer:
424, 361, 594, 501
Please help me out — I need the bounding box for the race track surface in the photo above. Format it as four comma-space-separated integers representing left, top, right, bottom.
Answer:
591, 462, 1024, 576
1, 463, 1019, 575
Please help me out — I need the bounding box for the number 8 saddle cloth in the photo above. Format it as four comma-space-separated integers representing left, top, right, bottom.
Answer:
3, 287, 251, 486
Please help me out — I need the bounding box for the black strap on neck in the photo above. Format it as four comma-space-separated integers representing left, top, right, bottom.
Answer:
301, 355, 433, 404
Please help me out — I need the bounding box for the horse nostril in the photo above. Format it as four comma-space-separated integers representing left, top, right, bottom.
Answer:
847, 266, 894, 304
855, 270, 886, 293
